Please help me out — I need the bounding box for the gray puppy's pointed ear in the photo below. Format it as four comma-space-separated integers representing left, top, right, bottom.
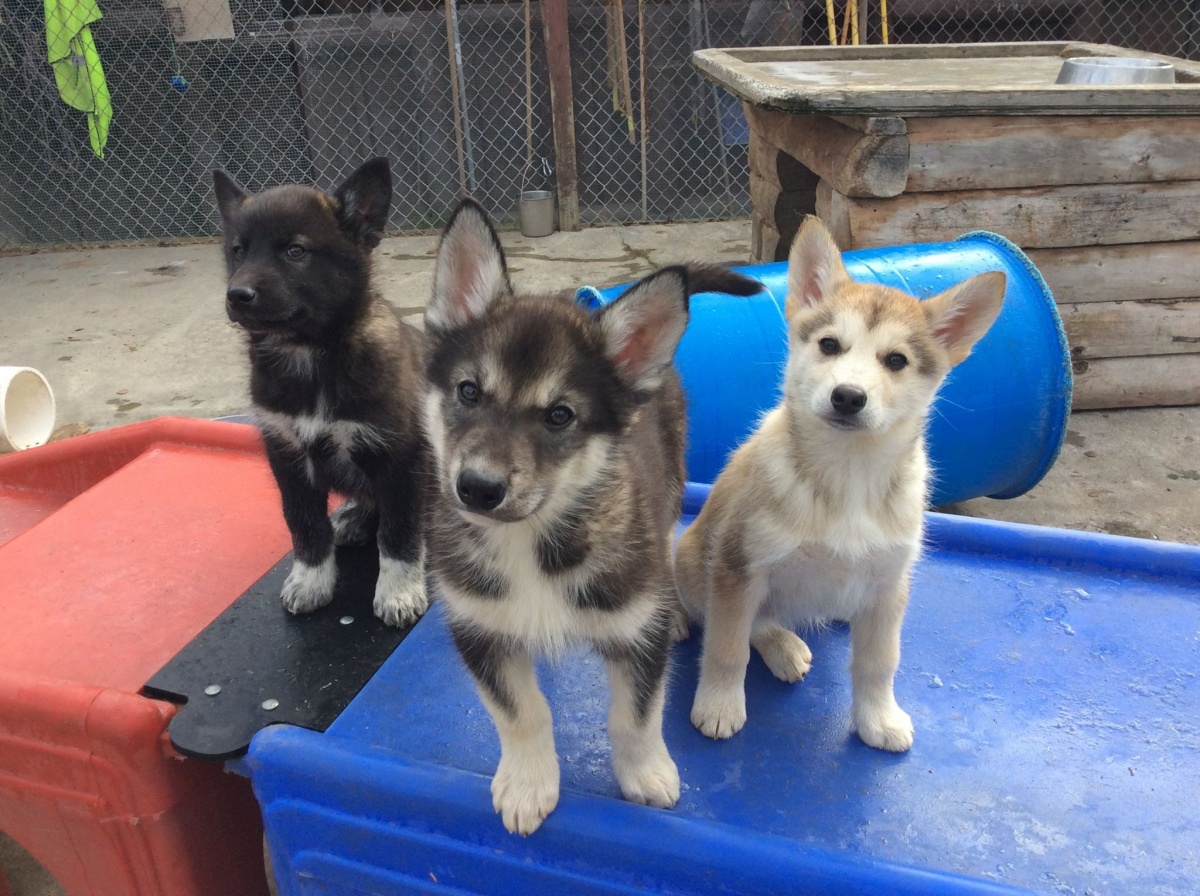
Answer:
212, 170, 249, 222
427, 199, 512, 331
334, 157, 393, 247
598, 266, 689, 396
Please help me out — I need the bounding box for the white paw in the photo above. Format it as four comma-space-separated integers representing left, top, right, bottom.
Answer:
373, 557, 429, 627
691, 682, 747, 740
755, 629, 813, 683
492, 751, 560, 835
330, 500, 374, 545
614, 746, 680, 809
280, 556, 337, 614
853, 701, 914, 752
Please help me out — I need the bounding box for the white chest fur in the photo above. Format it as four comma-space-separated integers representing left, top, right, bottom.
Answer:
439, 520, 655, 655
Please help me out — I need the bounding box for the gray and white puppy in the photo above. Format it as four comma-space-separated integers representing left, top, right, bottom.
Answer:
422, 199, 762, 835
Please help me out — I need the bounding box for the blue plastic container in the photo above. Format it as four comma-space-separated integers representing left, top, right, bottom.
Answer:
247, 492, 1200, 896
578, 232, 1071, 507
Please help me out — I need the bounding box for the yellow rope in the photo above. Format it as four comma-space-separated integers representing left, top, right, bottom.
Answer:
880, 0, 889, 43
825, 0, 836, 44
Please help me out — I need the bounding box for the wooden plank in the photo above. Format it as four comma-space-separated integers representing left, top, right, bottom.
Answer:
1072, 354, 1200, 409
1061, 299, 1200, 360
541, 0, 580, 231
745, 106, 909, 198
827, 181, 1200, 250
906, 116, 1200, 192
693, 42, 1200, 117
1026, 242, 1200, 305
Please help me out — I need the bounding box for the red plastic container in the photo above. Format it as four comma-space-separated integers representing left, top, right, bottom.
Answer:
0, 418, 289, 895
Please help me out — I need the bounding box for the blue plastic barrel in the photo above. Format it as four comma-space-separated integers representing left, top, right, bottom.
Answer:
577, 231, 1071, 507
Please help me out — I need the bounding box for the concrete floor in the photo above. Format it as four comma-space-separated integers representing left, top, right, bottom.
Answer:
0, 219, 1196, 893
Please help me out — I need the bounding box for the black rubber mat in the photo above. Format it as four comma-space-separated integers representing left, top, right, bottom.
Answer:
144, 544, 416, 760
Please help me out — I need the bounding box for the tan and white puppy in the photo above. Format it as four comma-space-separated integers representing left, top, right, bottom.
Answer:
675, 216, 1005, 752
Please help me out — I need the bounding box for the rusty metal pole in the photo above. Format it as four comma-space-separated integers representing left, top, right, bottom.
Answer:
541, 0, 582, 231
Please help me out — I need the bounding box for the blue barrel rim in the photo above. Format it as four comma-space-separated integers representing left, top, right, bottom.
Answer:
954, 229, 1073, 500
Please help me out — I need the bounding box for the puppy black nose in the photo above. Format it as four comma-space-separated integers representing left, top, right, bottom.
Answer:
227, 285, 257, 306
831, 385, 868, 415
456, 469, 507, 512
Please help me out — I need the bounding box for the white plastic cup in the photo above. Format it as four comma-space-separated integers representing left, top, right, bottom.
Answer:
0, 367, 56, 452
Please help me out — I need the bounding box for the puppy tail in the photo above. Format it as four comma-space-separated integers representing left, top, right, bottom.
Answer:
682, 263, 765, 299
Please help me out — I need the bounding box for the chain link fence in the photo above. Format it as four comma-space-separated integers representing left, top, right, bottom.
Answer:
1, 0, 1198, 251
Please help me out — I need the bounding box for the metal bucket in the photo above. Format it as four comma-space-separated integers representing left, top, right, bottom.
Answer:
577, 231, 1072, 507
518, 189, 556, 238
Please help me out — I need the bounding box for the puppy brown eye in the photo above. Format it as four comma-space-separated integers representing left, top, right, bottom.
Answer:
231, 245, 245, 260
458, 381, 481, 404
885, 352, 908, 371
286, 244, 307, 259
818, 336, 840, 356
546, 405, 574, 428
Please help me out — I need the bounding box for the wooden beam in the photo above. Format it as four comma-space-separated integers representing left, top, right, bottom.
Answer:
906, 115, 1200, 193
541, 0, 580, 231
821, 180, 1200, 250
744, 106, 908, 198
1061, 298, 1200, 360
1072, 354, 1200, 409
1027, 242, 1200, 305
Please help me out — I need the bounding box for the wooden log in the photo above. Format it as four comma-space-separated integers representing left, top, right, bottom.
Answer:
1061, 298, 1200, 360
744, 106, 909, 199
1025, 242, 1200, 305
1072, 354, 1200, 409
815, 180, 852, 250
906, 115, 1200, 193
821, 180, 1200, 250
541, 0, 580, 231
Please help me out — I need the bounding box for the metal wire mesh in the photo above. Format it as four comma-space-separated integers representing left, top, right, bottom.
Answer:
1, 0, 1198, 250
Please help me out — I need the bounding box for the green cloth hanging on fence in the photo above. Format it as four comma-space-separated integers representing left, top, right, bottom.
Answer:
45, 0, 112, 159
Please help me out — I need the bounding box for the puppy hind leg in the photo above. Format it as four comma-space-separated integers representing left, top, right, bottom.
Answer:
600, 611, 680, 810
330, 497, 378, 546
751, 622, 813, 683
449, 622, 559, 835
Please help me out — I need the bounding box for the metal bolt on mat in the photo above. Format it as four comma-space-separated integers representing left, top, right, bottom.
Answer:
340, 616, 354, 625
261, 699, 280, 711
204, 684, 221, 696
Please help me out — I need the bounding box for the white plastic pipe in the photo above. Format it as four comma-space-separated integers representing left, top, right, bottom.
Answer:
0, 367, 56, 452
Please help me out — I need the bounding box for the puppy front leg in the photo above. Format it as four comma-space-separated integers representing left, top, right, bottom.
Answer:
449, 621, 559, 835
372, 448, 429, 627
264, 437, 336, 614
691, 566, 767, 739
599, 609, 680, 809
850, 573, 914, 752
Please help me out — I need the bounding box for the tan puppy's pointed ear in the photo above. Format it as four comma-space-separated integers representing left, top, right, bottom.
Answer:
785, 216, 850, 320
923, 271, 1007, 366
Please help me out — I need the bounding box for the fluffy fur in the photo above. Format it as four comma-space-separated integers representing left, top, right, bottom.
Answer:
423, 199, 763, 834
213, 159, 430, 627
676, 216, 1005, 751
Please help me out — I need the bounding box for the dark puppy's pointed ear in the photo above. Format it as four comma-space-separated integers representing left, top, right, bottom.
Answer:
427, 199, 512, 332
334, 157, 393, 248
598, 266, 690, 397
212, 170, 249, 222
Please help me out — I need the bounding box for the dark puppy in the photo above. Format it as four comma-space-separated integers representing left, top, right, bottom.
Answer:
213, 158, 429, 626
422, 199, 763, 834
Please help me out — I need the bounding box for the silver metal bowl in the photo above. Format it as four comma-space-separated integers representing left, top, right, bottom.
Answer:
1056, 56, 1176, 85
